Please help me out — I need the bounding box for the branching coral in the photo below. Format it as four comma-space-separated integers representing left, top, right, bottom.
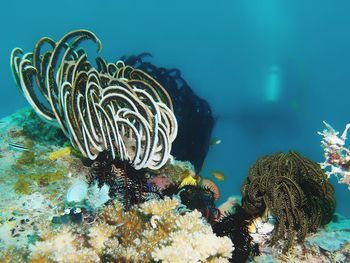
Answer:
318, 121, 350, 189
11, 30, 177, 170
28, 198, 233, 262
29, 227, 100, 263
240, 151, 335, 252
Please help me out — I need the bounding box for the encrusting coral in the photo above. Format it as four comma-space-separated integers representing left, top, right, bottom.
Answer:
29, 227, 100, 263
11, 29, 177, 170
240, 151, 336, 252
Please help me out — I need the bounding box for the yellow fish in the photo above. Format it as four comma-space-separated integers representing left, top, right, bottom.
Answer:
179, 174, 197, 188
210, 138, 222, 146
248, 217, 261, 234
49, 147, 72, 161
211, 170, 225, 181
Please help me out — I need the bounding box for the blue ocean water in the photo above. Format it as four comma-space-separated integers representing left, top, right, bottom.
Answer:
1, 0, 350, 218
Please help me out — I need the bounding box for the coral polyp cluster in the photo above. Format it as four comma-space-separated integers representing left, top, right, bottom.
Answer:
240, 151, 336, 252
27, 198, 234, 262
11, 30, 177, 170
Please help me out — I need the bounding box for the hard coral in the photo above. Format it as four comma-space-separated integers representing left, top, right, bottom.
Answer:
318, 121, 350, 189
28, 198, 233, 262
241, 151, 335, 252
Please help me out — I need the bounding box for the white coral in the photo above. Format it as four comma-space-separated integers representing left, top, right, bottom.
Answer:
88, 223, 115, 254
139, 196, 180, 216
29, 228, 99, 262
318, 121, 350, 189
152, 211, 234, 262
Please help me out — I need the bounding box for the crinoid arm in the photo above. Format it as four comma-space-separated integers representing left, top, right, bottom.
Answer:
11, 30, 178, 170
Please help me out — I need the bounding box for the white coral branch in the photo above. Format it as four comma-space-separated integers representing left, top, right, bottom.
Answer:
318, 121, 350, 190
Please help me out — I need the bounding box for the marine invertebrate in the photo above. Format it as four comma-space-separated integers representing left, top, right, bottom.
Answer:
49, 147, 72, 161
11, 30, 177, 170
88, 157, 162, 210
122, 53, 214, 172
318, 121, 350, 189
28, 198, 233, 262
101, 197, 233, 262
213, 205, 259, 263
177, 185, 220, 223
29, 227, 100, 262
240, 151, 335, 252
87, 222, 115, 255
157, 159, 196, 187
200, 178, 220, 200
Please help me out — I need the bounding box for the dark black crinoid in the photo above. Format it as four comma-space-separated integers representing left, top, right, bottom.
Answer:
87, 152, 163, 211
212, 205, 260, 263
176, 185, 220, 223
120, 53, 214, 172
241, 151, 336, 252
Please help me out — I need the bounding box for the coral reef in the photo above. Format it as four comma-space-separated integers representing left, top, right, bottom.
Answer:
26, 197, 234, 262
0, 97, 348, 263
3, 30, 349, 263
157, 159, 196, 187
11, 30, 177, 170
254, 213, 350, 262
318, 121, 350, 189
240, 151, 336, 252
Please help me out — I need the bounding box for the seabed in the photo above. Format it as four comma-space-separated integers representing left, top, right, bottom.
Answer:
0, 108, 348, 263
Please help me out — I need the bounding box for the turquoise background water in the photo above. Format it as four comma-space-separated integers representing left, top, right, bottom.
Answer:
1, 0, 350, 217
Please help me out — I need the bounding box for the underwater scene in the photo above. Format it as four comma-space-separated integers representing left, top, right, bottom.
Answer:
1, 1, 350, 262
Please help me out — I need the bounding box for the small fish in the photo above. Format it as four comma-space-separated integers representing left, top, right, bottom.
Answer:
210, 138, 222, 146
49, 147, 72, 160
248, 217, 260, 234
9, 142, 30, 152
211, 170, 225, 181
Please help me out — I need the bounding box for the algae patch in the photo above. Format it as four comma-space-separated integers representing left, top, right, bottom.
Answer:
14, 171, 65, 195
